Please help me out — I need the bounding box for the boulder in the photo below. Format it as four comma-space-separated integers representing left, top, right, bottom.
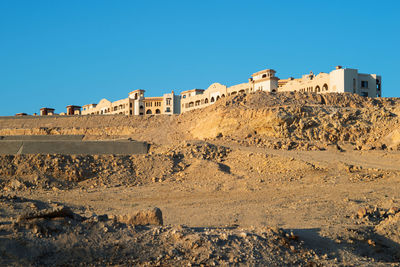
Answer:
118, 207, 163, 226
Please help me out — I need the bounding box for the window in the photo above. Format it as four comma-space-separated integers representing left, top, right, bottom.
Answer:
361, 81, 368, 88
353, 79, 356, 93
166, 98, 171, 105
376, 80, 381, 92
182, 95, 186, 99
166, 107, 171, 112
361, 92, 368, 97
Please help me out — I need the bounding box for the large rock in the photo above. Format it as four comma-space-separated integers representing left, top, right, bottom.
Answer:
118, 207, 163, 226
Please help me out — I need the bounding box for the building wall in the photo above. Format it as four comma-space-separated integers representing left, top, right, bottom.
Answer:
357, 73, 381, 97
82, 89, 180, 116
129, 90, 145, 116
144, 97, 163, 115
227, 82, 250, 95
163, 91, 181, 115
180, 83, 228, 113
279, 73, 330, 93
279, 67, 381, 98
81, 98, 133, 115
252, 79, 278, 92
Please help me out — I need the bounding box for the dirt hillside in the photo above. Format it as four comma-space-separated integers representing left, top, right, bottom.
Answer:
1, 92, 399, 150
1, 92, 400, 266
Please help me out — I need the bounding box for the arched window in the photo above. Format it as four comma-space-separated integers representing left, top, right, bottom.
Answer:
231, 91, 237, 95
216, 96, 220, 101
323, 84, 328, 91
211, 97, 215, 103
195, 100, 201, 106
155, 109, 161, 114
221, 94, 225, 98
239, 89, 245, 94
205, 98, 209, 104
189, 102, 194, 107
262, 74, 266, 78
146, 109, 152, 114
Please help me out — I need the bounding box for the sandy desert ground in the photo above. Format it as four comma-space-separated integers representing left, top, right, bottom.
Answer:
1, 92, 400, 266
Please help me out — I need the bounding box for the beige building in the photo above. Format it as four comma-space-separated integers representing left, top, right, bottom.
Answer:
179, 66, 382, 113
66, 105, 81, 115
180, 68, 279, 113
144, 97, 163, 115
40, 107, 55, 116
76, 65, 382, 116
81, 90, 180, 116
278, 66, 382, 97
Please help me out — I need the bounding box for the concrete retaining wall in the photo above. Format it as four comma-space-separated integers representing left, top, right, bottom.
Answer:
0, 135, 84, 141
0, 139, 148, 155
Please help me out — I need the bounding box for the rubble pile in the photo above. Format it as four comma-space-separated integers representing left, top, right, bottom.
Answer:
0, 196, 319, 266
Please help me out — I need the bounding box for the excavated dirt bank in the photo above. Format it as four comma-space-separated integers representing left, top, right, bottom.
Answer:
0, 92, 399, 150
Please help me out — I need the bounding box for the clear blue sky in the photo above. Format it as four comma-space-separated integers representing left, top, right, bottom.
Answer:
0, 0, 399, 115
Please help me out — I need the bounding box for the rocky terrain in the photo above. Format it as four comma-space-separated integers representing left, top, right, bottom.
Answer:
1, 92, 400, 266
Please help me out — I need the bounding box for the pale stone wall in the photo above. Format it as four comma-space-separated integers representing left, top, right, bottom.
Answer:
227, 82, 250, 95
279, 67, 381, 98
163, 91, 181, 115
144, 97, 164, 115
81, 98, 133, 116
180, 83, 228, 113
279, 73, 330, 93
